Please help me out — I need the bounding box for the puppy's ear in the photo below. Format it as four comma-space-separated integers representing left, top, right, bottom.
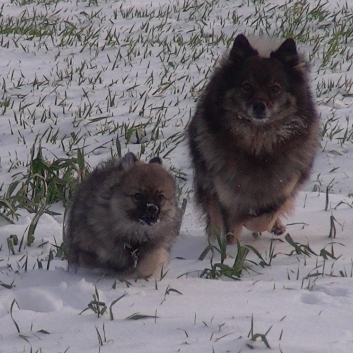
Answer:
229, 34, 258, 63
119, 152, 138, 171
149, 156, 162, 165
270, 38, 299, 67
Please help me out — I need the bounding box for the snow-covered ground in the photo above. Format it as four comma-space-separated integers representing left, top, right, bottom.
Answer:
1, 0, 353, 352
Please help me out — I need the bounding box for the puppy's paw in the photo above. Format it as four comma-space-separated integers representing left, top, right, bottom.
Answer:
226, 233, 235, 245
136, 247, 169, 278
271, 219, 286, 236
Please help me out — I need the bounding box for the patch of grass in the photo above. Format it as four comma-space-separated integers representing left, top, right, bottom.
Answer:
0, 199, 19, 223
247, 314, 272, 349
4, 145, 88, 212
9, 298, 50, 342
284, 233, 344, 260
109, 293, 128, 321
283, 233, 317, 257
95, 323, 107, 348
199, 233, 269, 280
1, 144, 89, 249
125, 312, 159, 321
80, 286, 107, 318
0, 279, 15, 289
160, 284, 182, 304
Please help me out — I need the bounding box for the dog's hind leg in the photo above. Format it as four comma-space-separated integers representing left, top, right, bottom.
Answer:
206, 198, 226, 241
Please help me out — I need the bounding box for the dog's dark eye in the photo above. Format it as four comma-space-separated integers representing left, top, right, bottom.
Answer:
270, 84, 281, 94
241, 82, 252, 92
157, 194, 165, 202
132, 193, 142, 202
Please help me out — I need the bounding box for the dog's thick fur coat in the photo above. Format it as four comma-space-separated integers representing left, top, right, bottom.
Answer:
64, 153, 182, 277
188, 34, 320, 243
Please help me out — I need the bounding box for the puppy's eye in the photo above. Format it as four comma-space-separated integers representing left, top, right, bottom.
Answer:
132, 193, 142, 202
242, 82, 252, 92
157, 194, 165, 202
270, 84, 281, 94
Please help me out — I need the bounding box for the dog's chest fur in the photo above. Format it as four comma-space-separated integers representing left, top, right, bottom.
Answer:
196, 117, 307, 212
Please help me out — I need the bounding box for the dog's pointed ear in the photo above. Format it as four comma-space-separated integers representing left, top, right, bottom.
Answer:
270, 38, 299, 67
229, 34, 258, 62
149, 156, 162, 165
119, 152, 138, 171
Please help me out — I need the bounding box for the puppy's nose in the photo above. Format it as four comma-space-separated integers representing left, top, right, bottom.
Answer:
146, 204, 159, 217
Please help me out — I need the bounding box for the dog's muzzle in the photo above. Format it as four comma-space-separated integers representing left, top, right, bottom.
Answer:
141, 203, 160, 225
252, 100, 269, 120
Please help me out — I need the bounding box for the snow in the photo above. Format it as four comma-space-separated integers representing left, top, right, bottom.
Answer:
1, 0, 353, 352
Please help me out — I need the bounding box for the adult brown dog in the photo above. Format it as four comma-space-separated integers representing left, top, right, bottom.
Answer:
64, 152, 182, 277
188, 34, 320, 243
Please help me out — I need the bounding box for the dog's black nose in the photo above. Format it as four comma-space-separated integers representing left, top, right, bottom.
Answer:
142, 203, 160, 225
146, 204, 159, 217
252, 101, 267, 118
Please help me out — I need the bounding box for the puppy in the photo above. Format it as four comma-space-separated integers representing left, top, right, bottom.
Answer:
64, 152, 182, 277
188, 34, 320, 243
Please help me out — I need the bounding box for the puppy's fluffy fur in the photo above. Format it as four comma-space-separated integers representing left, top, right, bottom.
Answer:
64, 152, 182, 277
188, 34, 320, 243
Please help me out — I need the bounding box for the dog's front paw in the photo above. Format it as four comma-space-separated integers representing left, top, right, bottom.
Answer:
226, 233, 235, 245
271, 219, 286, 236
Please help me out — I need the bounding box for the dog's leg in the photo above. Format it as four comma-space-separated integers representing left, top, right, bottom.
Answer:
225, 223, 243, 245
206, 198, 225, 241
244, 212, 277, 233
270, 197, 295, 235
269, 179, 298, 235
78, 249, 104, 269
244, 198, 294, 235
271, 218, 286, 235
136, 246, 170, 278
